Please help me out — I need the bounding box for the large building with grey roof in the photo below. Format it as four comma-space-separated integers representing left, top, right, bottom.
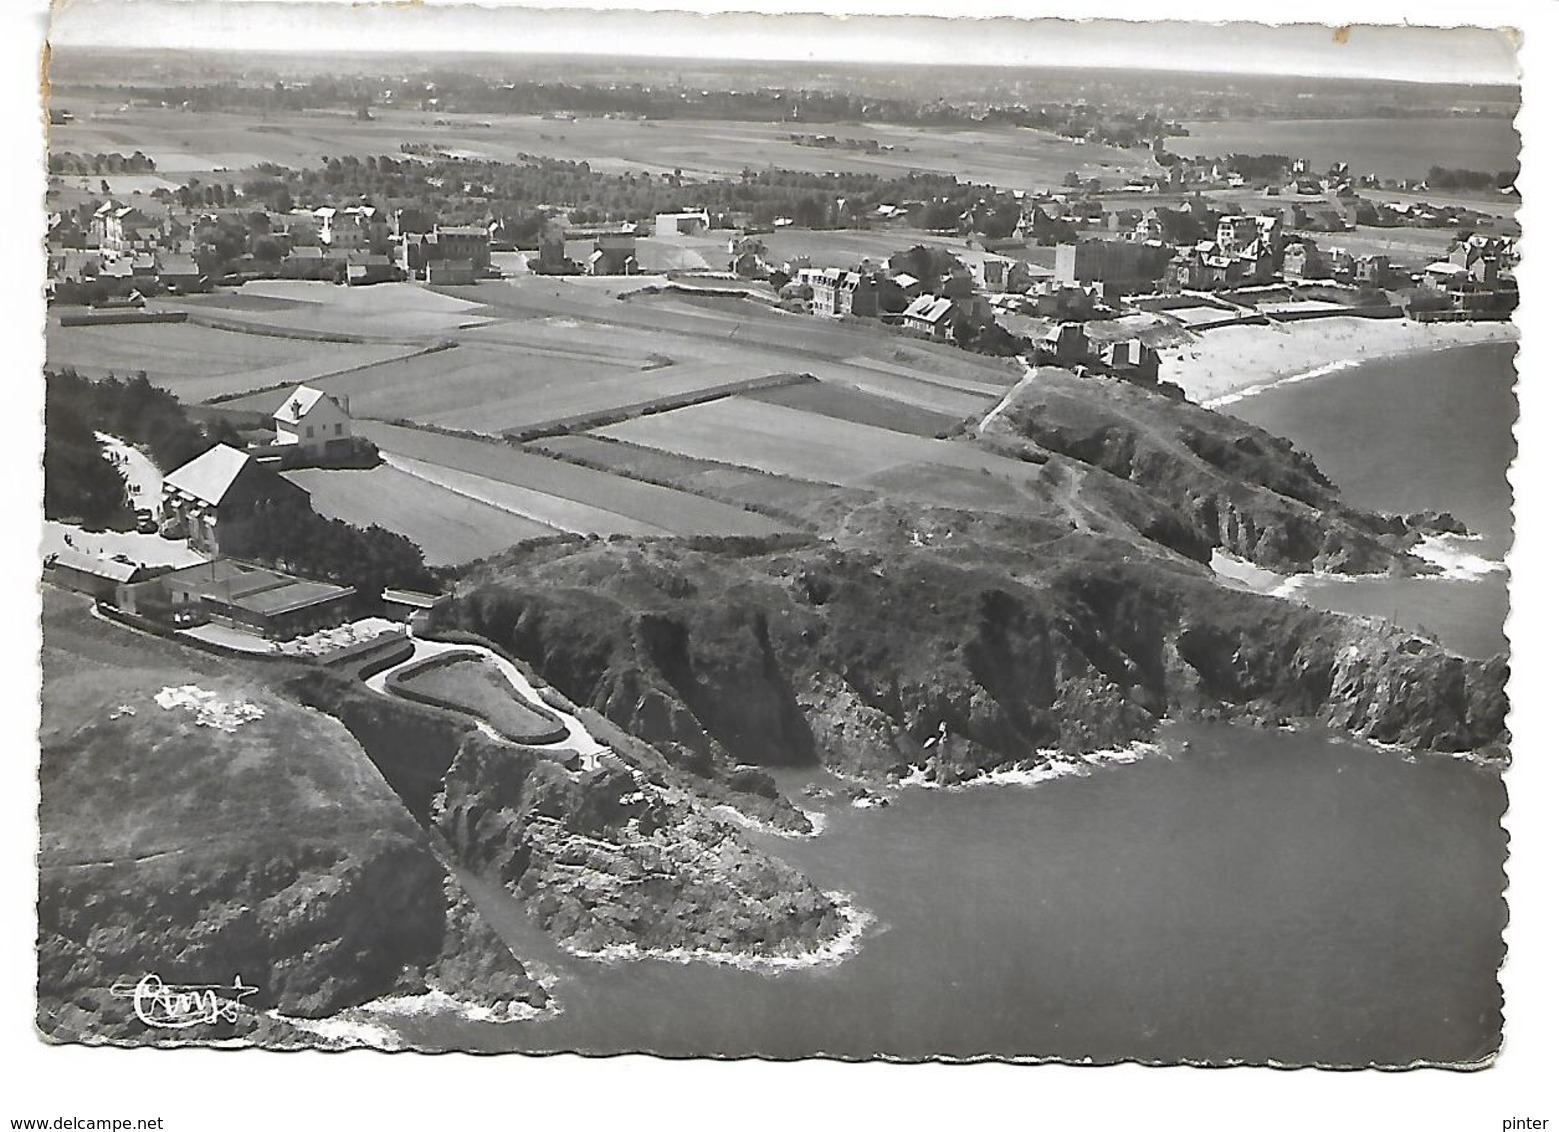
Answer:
160, 443, 311, 556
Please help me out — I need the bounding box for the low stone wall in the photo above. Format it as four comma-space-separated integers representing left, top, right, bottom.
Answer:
385, 650, 570, 745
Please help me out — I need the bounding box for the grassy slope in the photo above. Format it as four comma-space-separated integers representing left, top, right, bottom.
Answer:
38, 663, 449, 1028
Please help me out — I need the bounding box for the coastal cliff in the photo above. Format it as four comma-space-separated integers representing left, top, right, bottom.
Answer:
36, 669, 547, 1043
975, 366, 1462, 575
433, 731, 845, 958
435, 467, 1505, 784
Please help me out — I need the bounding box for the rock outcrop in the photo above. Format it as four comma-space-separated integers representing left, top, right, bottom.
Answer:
36, 670, 547, 1043
433, 733, 844, 958
436, 526, 1507, 785
977, 366, 1461, 575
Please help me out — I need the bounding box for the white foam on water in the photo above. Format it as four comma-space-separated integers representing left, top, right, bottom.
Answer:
1412, 533, 1507, 580
358, 987, 555, 1025
901, 740, 1161, 791
561, 890, 876, 973
708, 803, 827, 839
267, 1009, 404, 1051
1204, 358, 1364, 408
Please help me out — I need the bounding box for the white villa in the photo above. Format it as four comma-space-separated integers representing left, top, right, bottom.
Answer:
274, 385, 353, 457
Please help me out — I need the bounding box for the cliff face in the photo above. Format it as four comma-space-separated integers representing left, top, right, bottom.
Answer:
37, 669, 546, 1043
439, 531, 1506, 785
433, 733, 843, 957
976, 367, 1461, 575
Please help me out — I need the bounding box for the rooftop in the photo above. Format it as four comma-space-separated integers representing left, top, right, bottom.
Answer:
162, 443, 252, 507
46, 549, 143, 583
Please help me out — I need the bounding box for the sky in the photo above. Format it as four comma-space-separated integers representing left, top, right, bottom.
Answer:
46, 0, 1521, 85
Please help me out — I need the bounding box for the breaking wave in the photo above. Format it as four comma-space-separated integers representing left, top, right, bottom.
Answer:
562, 889, 876, 973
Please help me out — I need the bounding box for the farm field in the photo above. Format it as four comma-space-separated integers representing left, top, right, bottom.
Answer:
739, 379, 963, 437
361, 422, 791, 537
384, 453, 668, 537
760, 228, 980, 270
530, 434, 860, 518
242, 340, 796, 436
43, 317, 426, 400
596, 397, 1028, 487
283, 464, 561, 566
797, 359, 999, 418
170, 280, 493, 339
47, 100, 1159, 192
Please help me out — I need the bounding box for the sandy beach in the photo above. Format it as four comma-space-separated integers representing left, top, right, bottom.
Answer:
1159, 316, 1519, 406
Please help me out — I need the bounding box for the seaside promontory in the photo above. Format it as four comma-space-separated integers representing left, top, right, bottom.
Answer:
430, 366, 1506, 785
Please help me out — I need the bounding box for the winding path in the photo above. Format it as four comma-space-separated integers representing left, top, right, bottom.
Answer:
367, 634, 610, 771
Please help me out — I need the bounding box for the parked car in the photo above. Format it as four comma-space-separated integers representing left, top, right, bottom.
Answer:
135, 509, 157, 534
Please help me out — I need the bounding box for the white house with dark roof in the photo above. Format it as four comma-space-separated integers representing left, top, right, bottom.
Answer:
899, 294, 957, 341
274, 385, 353, 457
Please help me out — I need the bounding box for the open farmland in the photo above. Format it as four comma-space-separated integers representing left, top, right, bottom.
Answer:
360, 422, 792, 537
595, 397, 1028, 487
283, 464, 561, 566
228, 339, 801, 437
44, 317, 424, 401
528, 435, 850, 519
739, 379, 963, 437
380, 453, 670, 537
169, 280, 493, 340
47, 99, 1160, 192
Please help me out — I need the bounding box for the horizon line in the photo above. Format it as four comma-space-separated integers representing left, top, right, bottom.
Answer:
46, 43, 1523, 90
46, 5, 1521, 88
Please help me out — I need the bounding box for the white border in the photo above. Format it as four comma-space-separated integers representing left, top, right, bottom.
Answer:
3, 3, 1553, 1128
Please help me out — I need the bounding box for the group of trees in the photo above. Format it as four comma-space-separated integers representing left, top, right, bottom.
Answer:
44, 379, 130, 527
113, 75, 1176, 149
1424, 166, 1519, 193
225, 504, 435, 601
45, 368, 245, 529
188, 151, 1013, 237
48, 151, 157, 176
46, 368, 240, 473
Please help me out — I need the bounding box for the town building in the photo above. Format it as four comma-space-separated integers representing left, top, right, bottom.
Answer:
382, 587, 452, 622
1054, 239, 1168, 291
44, 549, 149, 601
1041, 322, 1090, 364
161, 443, 312, 556
1096, 338, 1161, 384
1282, 241, 1327, 280
1355, 254, 1393, 286
589, 232, 638, 275
899, 295, 957, 341
982, 257, 1032, 294
399, 224, 492, 281
655, 210, 711, 237
273, 385, 353, 458
122, 558, 355, 640
346, 253, 397, 286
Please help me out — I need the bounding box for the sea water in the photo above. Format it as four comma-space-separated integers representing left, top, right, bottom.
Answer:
368, 344, 1510, 1063
1228, 341, 1516, 659
1164, 117, 1520, 184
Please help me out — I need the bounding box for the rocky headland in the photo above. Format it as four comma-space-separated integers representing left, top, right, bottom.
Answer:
429, 367, 1506, 786
35, 667, 548, 1044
